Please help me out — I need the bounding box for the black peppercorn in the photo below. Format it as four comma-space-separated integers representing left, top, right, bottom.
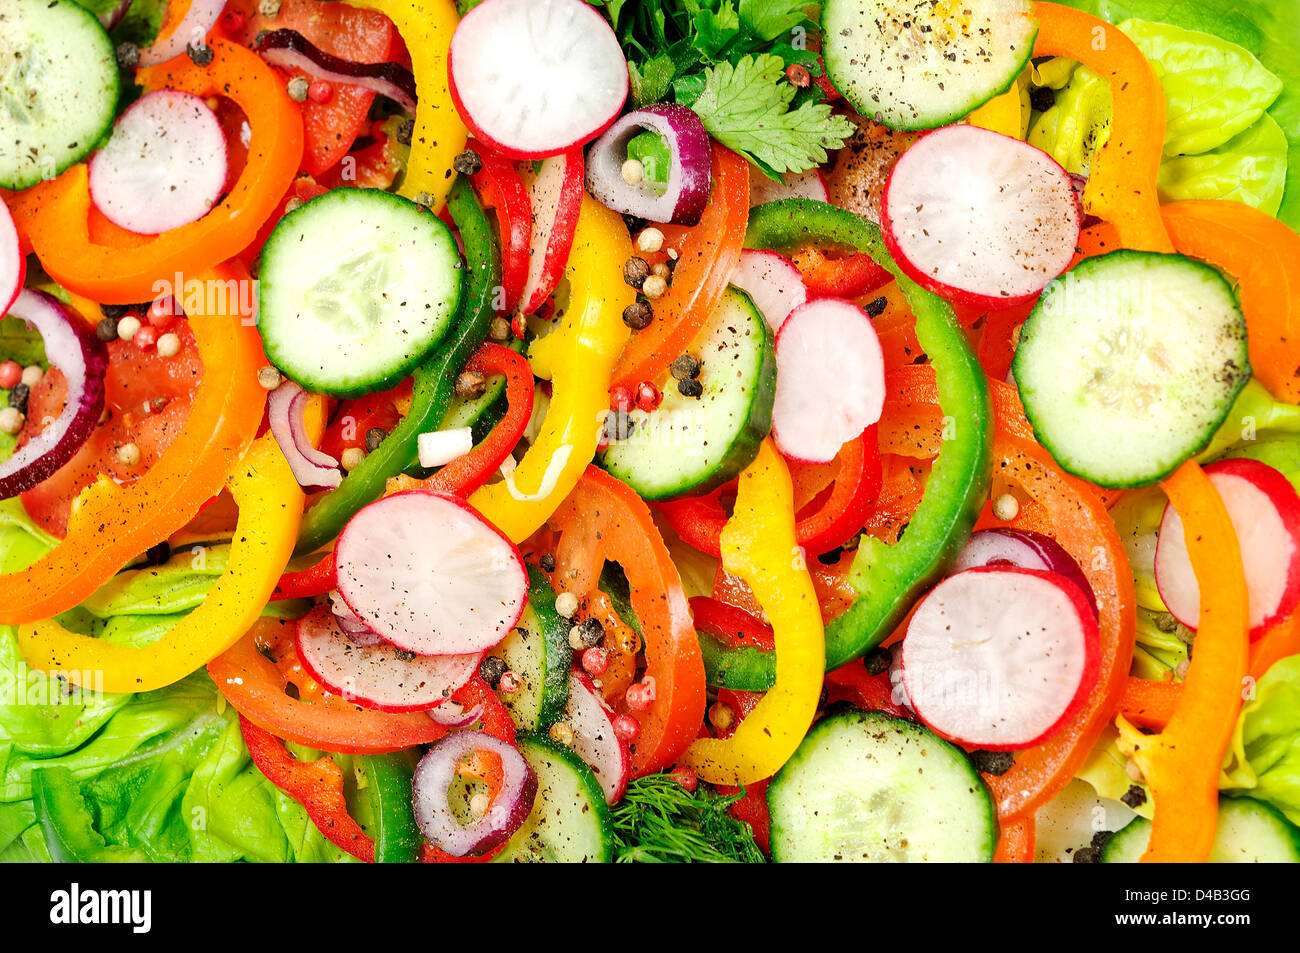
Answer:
677, 377, 704, 399
539, 553, 556, 573
144, 541, 171, 567
364, 427, 387, 453
570, 618, 605, 649
864, 296, 888, 317
100, 303, 129, 321
1120, 785, 1148, 809
669, 353, 702, 381
479, 655, 507, 688
8, 383, 29, 415
96, 317, 119, 343
970, 749, 1016, 776
622, 257, 651, 290
1030, 85, 1056, 113
1072, 846, 1101, 863
186, 43, 215, 67
863, 647, 891, 675
395, 119, 415, 146
115, 42, 141, 69
622, 299, 653, 330
452, 150, 483, 176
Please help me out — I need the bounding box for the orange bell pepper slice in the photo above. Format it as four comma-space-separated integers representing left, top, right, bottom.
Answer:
1115, 462, 1250, 862
979, 381, 1137, 820
993, 817, 1035, 864
1033, 2, 1171, 253
0, 262, 266, 625
610, 145, 749, 391
13, 39, 303, 303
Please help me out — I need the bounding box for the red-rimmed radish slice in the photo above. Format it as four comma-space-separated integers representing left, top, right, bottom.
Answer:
772, 298, 885, 464
729, 250, 806, 332
335, 490, 528, 656
748, 168, 829, 207
329, 590, 386, 646
295, 605, 479, 712
1155, 457, 1300, 638
0, 202, 23, 316
448, 0, 628, 159
880, 125, 1081, 309
951, 527, 1097, 619
901, 566, 1099, 750
137, 0, 224, 67
563, 671, 630, 804
518, 148, 584, 315
88, 90, 228, 235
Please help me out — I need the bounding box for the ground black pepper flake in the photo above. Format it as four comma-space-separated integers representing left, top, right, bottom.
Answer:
1120, 785, 1148, 808
1030, 85, 1056, 113
1072, 846, 1102, 863
863, 296, 888, 317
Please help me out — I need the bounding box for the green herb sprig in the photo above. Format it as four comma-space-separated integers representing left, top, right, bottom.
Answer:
610, 773, 767, 863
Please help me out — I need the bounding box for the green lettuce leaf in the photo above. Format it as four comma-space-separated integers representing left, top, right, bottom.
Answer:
1158, 114, 1289, 216
1221, 655, 1300, 824
1117, 18, 1281, 157
1059, 0, 1300, 229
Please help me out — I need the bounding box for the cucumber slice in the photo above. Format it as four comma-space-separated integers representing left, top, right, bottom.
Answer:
492, 734, 613, 863
1014, 250, 1249, 488
0, 0, 119, 190
495, 569, 572, 732
601, 287, 775, 500
822, 0, 1037, 131
258, 189, 463, 397
1103, 797, 1300, 863
768, 710, 996, 862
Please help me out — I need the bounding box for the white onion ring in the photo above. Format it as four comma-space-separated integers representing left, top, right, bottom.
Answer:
413, 731, 536, 857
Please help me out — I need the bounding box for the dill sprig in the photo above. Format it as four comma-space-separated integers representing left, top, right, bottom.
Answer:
611, 774, 766, 863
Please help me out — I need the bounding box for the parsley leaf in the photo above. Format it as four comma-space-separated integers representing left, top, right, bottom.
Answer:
689, 54, 856, 178
738, 0, 811, 41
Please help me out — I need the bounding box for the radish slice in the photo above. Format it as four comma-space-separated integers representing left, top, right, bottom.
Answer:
951, 528, 1097, 619
88, 91, 228, 235
729, 250, 807, 332
448, 0, 628, 159
563, 671, 630, 804
334, 490, 529, 656
0, 202, 23, 317
772, 298, 886, 464
518, 149, 584, 314
137, 0, 224, 67
295, 605, 480, 712
880, 125, 1081, 309
749, 169, 829, 207
1155, 457, 1300, 638
901, 566, 1099, 750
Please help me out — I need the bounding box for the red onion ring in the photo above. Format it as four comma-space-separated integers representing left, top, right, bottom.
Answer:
255, 29, 417, 115
427, 699, 485, 727
0, 291, 108, 500
413, 731, 536, 857
267, 381, 342, 491
138, 0, 225, 68
585, 104, 711, 225
98, 0, 136, 30
328, 591, 386, 646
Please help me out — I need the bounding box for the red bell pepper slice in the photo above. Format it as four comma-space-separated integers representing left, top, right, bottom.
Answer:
690, 597, 774, 652
518, 148, 585, 315
657, 426, 882, 557
789, 245, 890, 298
469, 141, 533, 314
547, 467, 706, 776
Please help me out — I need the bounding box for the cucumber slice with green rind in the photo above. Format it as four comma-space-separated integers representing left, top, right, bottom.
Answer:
821, 0, 1037, 131
1014, 250, 1249, 488
768, 710, 996, 862
495, 568, 573, 732
601, 286, 775, 500
258, 188, 463, 397
1102, 797, 1300, 862
492, 733, 613, 863
0, 0, 119, 190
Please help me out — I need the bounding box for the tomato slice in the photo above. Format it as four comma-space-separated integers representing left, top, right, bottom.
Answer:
227, 0, 398, 176
546, 467, 706, 776
19, 319, 201, 537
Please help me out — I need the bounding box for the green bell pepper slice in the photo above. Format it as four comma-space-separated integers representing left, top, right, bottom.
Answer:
360, 753, 421, 864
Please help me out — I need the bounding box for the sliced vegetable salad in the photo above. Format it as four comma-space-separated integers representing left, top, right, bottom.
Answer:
0, 0, 1298, 864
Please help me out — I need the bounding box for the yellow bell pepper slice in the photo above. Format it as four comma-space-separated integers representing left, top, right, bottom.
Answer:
17, 433, 303, 694
681, 439, 825, 785
1114, 460, 1250, 862
344, 0, 467, 210
468, 196, 634, 543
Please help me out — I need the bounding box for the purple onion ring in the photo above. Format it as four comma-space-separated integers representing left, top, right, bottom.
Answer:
585, 104, 712, 226
0, 291, 109, 500
255, 29, 417, 115
267, 381, 342, 491
413, 731, 536, 857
